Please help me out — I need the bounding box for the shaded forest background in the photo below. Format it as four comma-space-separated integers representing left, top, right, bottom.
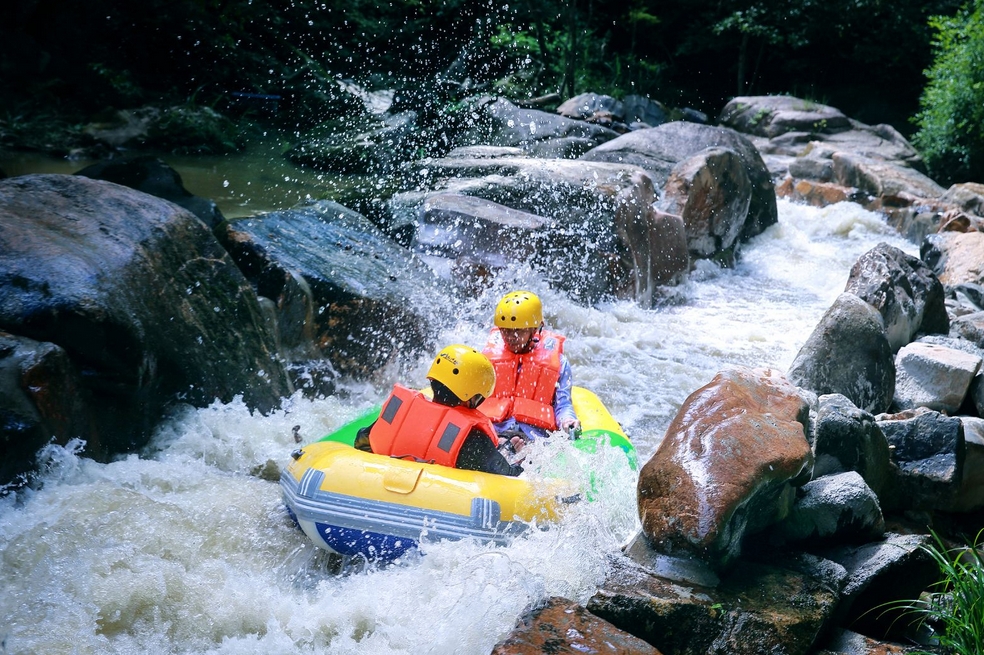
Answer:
2, 0, 982, 183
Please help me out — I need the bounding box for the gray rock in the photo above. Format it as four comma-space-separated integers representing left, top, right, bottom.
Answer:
773, 471, 885, 543
844, 242, 948, 352
218, 200, 445, 386
893, 341, 981, 413
0, 174, 291, 471
581, 121, 778, 246
787, 293, 896, 414
877, 409, 964, 511
813, 394, 892, 495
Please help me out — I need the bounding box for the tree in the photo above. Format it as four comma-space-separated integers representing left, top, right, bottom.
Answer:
911, 0, 984, 184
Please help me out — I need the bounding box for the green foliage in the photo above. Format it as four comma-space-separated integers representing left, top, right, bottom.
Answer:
912, 0, 984, 184
889, 530, 984, 654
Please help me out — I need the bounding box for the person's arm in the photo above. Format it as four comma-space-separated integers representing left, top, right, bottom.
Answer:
553, 356, 579, 432
354, 421, 375, 452
456, 429, 523, 476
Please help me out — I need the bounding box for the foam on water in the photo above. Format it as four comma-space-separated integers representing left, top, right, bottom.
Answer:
0, 199, 918, 654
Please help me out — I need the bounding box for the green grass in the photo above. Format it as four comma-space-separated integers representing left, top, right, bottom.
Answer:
893, 529, 984, 654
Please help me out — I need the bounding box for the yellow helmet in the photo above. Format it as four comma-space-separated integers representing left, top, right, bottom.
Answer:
494, 291, 543, 329
426, 344, 496, 402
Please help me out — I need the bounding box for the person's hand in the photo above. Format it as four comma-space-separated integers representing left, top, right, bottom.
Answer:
559, 418, 581, 438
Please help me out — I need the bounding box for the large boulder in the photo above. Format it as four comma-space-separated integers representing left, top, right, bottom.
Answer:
217, 200, 447, 388
75, 156, 225, 230
843, 243, 949, 352
580, 121, 777, 247
0, 174, 291, 473
657, 146, 752, 262
637, 366, 813, 570
718, 96, 852, 139
390, 156, 688, 306
787, 293, 896, 414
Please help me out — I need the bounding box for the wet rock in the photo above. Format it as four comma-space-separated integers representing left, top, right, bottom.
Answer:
557, 93, 626, 122
892, 341, 981, 413
0, 174, 291, 469
285, 111, 420, 175
637, 366, 813, 570
622, 95, 669, 128
776, 176, 868, 207
587, 551, 843, 655
817, 533, 937, 642
787, 293, 896, 414
939, 181, 984, 215
812, 394, 892, 496
491, 596, 662, 655
772, 471, 886, 544
844, 243, 949, 352
464, 97, 620, 156
0, 331, 99, 485
656, 147, 751, 264
75, 155, 225, 230
581, 121, 777, 247
877, 409, 964, 511
390, 157, 682, 306
217, 200, 444, 386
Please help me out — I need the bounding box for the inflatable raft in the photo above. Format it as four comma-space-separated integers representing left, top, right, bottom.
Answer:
281, 386, 634, 560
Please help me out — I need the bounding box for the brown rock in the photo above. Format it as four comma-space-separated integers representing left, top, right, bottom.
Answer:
637, 367, 813, 569
492, 596, 662, 655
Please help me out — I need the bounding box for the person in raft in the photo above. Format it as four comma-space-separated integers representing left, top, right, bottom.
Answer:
481, 290, 580, 452
353, 344, 524, 477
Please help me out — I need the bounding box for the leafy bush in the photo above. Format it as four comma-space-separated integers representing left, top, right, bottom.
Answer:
911, 0, 984, 185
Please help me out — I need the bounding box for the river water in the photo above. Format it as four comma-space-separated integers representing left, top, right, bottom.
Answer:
0, 150, 918, 654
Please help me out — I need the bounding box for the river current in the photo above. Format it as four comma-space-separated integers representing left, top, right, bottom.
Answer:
0, 176, 917, 653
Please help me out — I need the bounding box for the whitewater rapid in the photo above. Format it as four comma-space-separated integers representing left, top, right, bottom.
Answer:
0, 198, 917, 654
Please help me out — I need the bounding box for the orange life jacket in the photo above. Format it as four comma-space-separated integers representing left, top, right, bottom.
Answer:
480, 328, 565, 430
368, 384, 498, 467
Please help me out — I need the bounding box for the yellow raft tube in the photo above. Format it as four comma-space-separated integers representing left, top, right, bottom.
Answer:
281, 387, 634, 560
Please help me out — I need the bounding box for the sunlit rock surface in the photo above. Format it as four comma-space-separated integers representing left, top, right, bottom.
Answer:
922, 230, 984, 289
637, 366, 813, 570
892, 341, 981, 413
657, 146, 752, 263
580, 121, 777, 247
